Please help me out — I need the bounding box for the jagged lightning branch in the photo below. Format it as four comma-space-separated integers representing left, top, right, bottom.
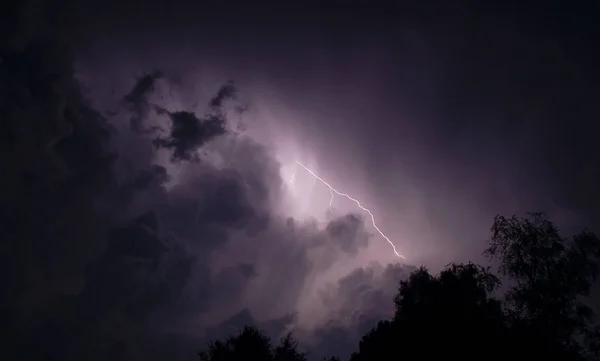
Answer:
289, 161, 405, 259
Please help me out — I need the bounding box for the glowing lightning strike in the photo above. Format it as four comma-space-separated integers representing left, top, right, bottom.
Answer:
289, 161, 405, 260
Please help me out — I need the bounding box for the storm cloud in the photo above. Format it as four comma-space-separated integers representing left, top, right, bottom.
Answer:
1, 6, 414, 361
2, 1, 599, 361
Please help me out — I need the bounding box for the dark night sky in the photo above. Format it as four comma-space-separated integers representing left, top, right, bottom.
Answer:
2, 1, 600, 360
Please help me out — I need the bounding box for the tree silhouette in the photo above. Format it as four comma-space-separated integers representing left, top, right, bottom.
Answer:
199, 326, 308, 361
350, 263, 508, 361
198, 213, 600, 361
485, 213, 600, 360
347, 213, 600, 361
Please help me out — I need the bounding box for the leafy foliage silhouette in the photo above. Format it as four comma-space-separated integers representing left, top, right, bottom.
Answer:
485, 213, 600, 360
198, 326, 308, 361
350, 263, 507, 361
201, 213, 600, 361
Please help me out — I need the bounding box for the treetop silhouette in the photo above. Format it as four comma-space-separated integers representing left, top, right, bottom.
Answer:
200, 213, 600, 361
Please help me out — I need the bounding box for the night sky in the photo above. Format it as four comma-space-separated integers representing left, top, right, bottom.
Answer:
2, 1, 600, 360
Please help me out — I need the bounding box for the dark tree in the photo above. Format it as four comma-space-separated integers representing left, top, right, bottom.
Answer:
198, 326, 308, 361
485, 213, 600, 361
347, 213, 600, 361
350, 263, 508, 361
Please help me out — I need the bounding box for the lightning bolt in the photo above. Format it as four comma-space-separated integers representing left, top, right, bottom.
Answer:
289, 161, 405, 260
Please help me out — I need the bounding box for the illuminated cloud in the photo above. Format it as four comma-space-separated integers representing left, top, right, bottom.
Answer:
4, 3, 599, 361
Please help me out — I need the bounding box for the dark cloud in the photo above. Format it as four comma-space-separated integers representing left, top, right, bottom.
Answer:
193, 170, 263, 228
1, 25, 389, 360
308, 263, 415, 360
153, 109, 228, 162
150, 82, 238, 162
326, 214, 370, 255
123, 75, 235, 161
206, 308, 296, 344
209, 81, 236, 109
104, 211, 167, 264
131, 165, 169, 190
5, 2, 600, 361
211, 264, 258, 302
1, 22, 121, 331
123, 70, 163, 132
